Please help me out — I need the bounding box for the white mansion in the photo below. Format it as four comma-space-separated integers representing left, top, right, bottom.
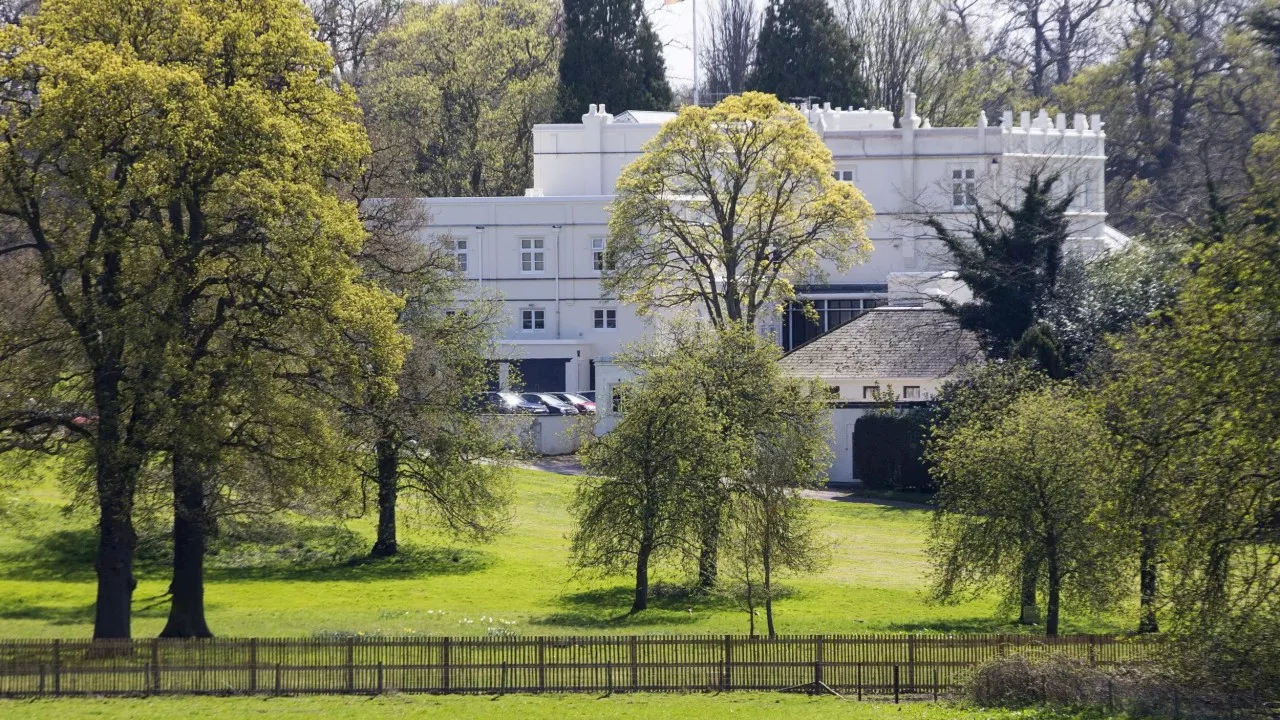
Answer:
418, 93, 1120, 396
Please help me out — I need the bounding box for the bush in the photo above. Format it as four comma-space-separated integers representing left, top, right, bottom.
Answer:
967, 651, 1255, 718
853, 409, 933, 491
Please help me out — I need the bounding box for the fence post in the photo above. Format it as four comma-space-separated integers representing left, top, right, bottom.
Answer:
814, 635, 824, 689
907, 635, 915, 692
537, 637, 546, 692
441, 637, 451, 692
606, 660, 613, 695
629, 636, 638, 690
377, 661, 384, 694
501, 661, 508, 695
52, 639, 61, 697
894, 665, 900, 704
346, 637, 355, 692
274, 663, 282, 696
856, 663, 862, 701
38, 663, 46, 696
723, 635, 732, 691
150, 639, 161, 694
933, 668, 939, 701
249, 638, 258, 693
1089, 635, 1097, 667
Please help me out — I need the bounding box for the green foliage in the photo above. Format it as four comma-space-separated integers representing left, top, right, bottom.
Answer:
852, 410, 932, 493
926, 174, 1072, 367
0, 0, 408, 638
606, 92, 873, 327
557, 0, 671, 122
367, 0, 560, 197
928, 384, 1128, 636
749, 0, 866, 108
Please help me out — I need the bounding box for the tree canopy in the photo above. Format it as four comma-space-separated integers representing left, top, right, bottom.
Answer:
606, 92, 872, 327
557, 0, 671, 121
749, 0, 866, 108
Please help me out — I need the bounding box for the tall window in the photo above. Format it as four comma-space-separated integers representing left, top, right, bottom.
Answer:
593, 309, 616, 329
903, 386, 921, 400
951, 167, 976, 208
452, 239, 468, 272
782, 298, 882, 351
520, 237, 544, 272
521, 308, 545, 330
592, 237, 608, 271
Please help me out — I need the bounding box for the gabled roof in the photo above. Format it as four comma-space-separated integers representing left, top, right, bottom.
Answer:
781, 307, 981, 379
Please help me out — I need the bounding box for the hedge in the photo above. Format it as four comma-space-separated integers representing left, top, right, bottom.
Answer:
853, 409, 934, 492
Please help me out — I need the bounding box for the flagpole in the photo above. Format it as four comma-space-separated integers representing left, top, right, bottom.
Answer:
692, 0, 700, 106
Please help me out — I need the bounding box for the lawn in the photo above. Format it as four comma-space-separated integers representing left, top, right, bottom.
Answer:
0, 457, 1129, 639
0, 694, 1091, 720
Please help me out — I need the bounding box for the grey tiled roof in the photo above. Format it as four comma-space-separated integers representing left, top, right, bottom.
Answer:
781, 307, 981, 379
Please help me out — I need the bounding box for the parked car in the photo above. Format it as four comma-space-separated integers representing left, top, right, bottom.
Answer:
487, 391, 548, 414
520, 392, 580, 415
549, 392, 596, 414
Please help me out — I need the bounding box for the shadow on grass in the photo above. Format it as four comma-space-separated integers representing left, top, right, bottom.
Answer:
531, 583, 745, 629
0, 595, 171, 626
209, 546, 495, 583
0, 525, 495, 584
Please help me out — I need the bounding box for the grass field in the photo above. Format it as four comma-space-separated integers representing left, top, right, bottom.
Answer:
0, 457, 1129, 639
1, 694, 1094, 720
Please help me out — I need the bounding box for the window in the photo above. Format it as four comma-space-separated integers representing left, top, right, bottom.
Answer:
903, 386, 921, 400
832, 169, 855, 182
611, 386, 624, 413
520, 237, 544, 272
781, 298, 883, 351
951, 167, 977, 208
593, 308, 617, 329
521, 308, 545, 330
827, 386, 842, 398
452, 239, 468, 272
862, 385, 880, 400
592, 237, 609, 271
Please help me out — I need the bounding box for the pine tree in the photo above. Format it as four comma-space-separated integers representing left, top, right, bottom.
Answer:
748, 0, 866, 108
558, 0, 673, 121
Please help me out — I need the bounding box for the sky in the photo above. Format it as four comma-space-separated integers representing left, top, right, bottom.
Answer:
649, 0, 699, 93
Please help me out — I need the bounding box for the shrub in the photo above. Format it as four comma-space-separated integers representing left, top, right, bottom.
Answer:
853, 409, 933, 491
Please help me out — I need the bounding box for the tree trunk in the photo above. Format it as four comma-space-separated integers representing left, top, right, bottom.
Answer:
763, 541, 776, 639
631, 537, 653, 614
160, 450, 213, 638
1019, 551, 1041, 625
1045, 551, 1061, 637
92, 376, 138, 640
371, 435, 399, 558
1138, 529, 1159, 633
697, 524, 719, 589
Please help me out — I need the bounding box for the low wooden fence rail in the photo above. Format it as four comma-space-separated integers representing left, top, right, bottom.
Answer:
0, 634, 1157, 697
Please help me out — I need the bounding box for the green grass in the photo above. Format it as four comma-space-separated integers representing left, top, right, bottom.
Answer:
0, 457, 1129, 639
0, 695, 1101, 720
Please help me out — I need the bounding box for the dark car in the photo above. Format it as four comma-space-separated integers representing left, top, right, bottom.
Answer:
520, 392, 580, 415
487, 391, 548, 414
550, 392, 596, 414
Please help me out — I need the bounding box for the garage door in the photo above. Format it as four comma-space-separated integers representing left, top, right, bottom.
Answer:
512, 358, 570, 392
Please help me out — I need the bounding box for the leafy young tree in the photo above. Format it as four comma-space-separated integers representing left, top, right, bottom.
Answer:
572, 363, 723, 613
606, 92, 873, 328
925, 173, 1073, 368
928, 383, 1128, 636
0, 0, 406, 638
725, 386, 831, 637
367, 0, 561, 198
557, 0, 671, 121
356, 232, 517, 558
749, 0, 867, 108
